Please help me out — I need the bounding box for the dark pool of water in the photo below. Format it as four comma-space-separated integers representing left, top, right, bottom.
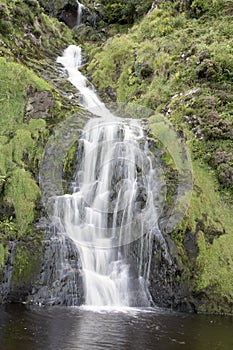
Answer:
0, 304, 233, 350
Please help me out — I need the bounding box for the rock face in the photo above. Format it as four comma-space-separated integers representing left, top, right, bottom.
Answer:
125, 233, 196, 312
147, 232, 202, 312
25, 90, 55, 120
57, 1, 79, 28
0, 226, 84, 306
28, 229, 84, 306
39, 0, 98, 29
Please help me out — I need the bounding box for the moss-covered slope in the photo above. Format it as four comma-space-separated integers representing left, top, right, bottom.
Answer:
0, 0, 82, 301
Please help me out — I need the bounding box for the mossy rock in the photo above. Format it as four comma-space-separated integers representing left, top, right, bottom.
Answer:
9, 240, 44, 302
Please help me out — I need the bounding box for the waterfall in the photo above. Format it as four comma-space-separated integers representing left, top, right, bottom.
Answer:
57, 45, 111, 117
55, 45, 167, 307
76, 0, 85, 27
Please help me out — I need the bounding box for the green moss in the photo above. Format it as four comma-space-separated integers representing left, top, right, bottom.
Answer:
86, 35, 136, 98
63, 141, 78, 191
191, 165, 233, 296
0, 118, 48, 230
0, 244, 4, 269
0, 1, 77, 244
0, 58, 51, 133
179, 162, 230, 234
0, 217, 17, 238
11, 240, 43, 287
12, 129, 34, 165
0, 142, 13, 177
191, 0, 225, 17
0, 50, 57, 240
0, 0, 75, 64
172, 161, 233, 312
149, 114, 191, 173
4, 168, 40, 234
196, 230, 233, 293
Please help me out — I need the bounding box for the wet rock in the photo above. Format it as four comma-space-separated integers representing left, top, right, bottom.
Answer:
183, 230, 198, 261
0, 228, 84, 305
55, 0, 99, 29
25, 32, 41, 47
0, 239, 42, 304
14, 37, 25, 48
0, 242, 15, 303
125, 231, 195, 312
28, 231, 84, 306
105, 86, 117, 101
58, 1, 78, 28
148, 233, 195, 312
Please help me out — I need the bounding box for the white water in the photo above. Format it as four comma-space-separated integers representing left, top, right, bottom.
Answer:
57, 45, 111, 117
55, 46, 165, 307
76, 1, 85, 27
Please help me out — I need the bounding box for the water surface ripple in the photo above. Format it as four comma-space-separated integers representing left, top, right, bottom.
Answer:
0, 305, 232, 350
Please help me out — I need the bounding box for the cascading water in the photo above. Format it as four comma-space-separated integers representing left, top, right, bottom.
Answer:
76, 1, 85, 27
55, 45, 168, 307
57, 46, 111, 117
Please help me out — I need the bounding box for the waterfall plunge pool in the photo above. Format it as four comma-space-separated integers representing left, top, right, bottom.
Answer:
0, 304, 233, 350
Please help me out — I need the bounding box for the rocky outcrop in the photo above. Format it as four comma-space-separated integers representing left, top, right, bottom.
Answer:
57, 1, 80, 28
25, 90, 55, 121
